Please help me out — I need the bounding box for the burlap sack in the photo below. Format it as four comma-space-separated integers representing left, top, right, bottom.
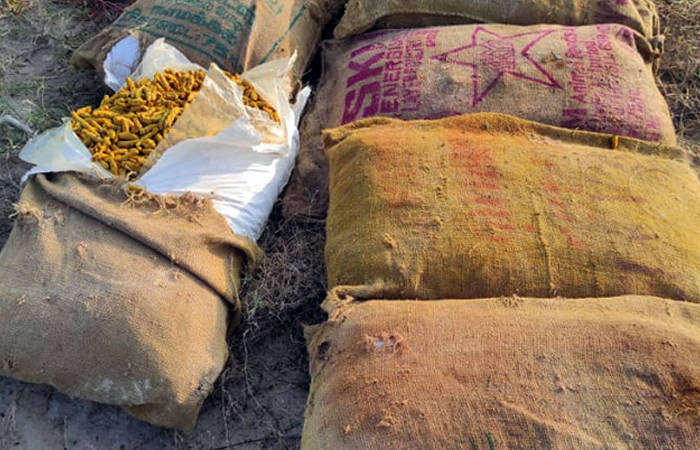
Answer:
283, 24, 674, 220
334, 0, 661, 40
0, 173, 261, 430
71, 0, 333, 80
325, 113, 700, 302
302, 294, 700, 450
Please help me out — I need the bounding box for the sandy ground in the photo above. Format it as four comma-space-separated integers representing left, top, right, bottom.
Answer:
0, 0, 698, 449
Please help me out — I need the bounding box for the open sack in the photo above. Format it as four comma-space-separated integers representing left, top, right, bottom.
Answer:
0, 40, 309, 430
22, 39, 310, 241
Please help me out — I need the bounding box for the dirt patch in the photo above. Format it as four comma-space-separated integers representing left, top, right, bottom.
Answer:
0, 0, 109, 247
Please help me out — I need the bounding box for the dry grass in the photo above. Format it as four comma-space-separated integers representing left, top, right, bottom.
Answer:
656, 0, 700, 152
236, 207, 327, 345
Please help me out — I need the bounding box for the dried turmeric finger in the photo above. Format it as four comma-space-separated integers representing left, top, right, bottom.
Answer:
164, 108, 180, 128
117, 140, 139, 148
118, 132, 139, 140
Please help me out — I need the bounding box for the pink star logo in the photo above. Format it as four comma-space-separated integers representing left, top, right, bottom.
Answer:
433, 27, 563, 107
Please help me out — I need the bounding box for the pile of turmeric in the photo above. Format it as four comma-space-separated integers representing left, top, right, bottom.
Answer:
72, 68, 279, 178
226, 72, 280, 122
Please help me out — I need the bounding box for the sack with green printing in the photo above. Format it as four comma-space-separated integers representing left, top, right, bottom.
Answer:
72, 0, 335, 86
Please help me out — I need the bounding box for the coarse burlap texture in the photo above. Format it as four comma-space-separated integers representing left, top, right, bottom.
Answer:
325, 113, 700, 302
334, 0, 661, 40
71, 0, 334, 80
302, 295, 700, 449
283, 24, 673, 220
0, 173, 261, 430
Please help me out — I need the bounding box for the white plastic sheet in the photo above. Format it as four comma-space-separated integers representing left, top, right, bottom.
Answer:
20, 40, 309, 241
103, 35, 142, 92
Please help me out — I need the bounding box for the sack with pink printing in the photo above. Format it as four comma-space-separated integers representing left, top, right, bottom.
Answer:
283, 23, 676, 221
